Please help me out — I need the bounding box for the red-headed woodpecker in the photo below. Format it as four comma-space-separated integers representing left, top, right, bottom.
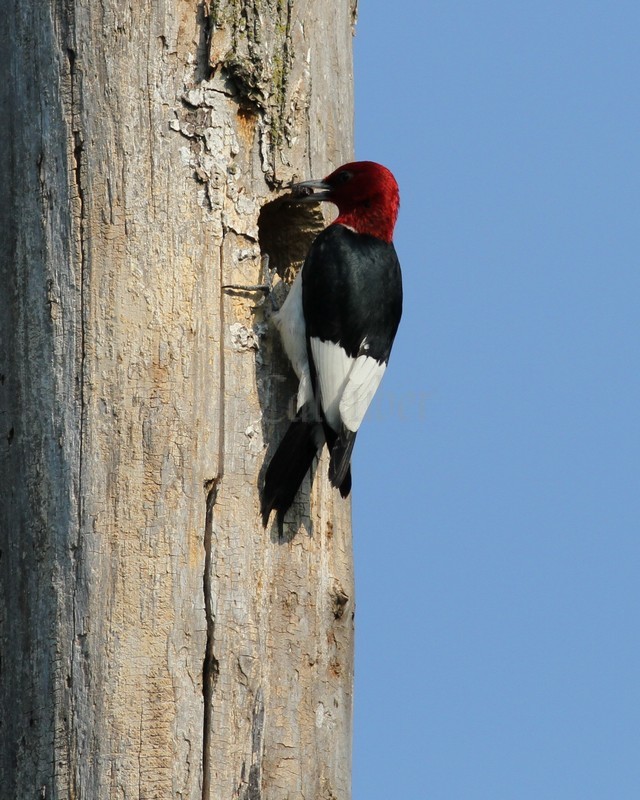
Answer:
261, 161, 403, 526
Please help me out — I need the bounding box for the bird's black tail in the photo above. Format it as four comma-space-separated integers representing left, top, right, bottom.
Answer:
261, 412, 323, 527
326, 428, 356, 498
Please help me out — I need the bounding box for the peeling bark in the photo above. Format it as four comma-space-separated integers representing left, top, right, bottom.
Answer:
0, 1, 356, 798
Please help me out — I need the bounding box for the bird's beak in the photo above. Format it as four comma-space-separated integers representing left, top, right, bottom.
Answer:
289, 178, 332, 202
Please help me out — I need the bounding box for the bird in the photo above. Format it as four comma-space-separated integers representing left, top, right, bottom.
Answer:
261, 160, 403, 527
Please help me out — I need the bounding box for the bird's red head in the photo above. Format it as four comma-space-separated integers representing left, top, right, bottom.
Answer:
292, 161, 400, 243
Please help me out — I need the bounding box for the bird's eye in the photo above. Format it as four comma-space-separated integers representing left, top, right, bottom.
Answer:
335, 170, 352, 184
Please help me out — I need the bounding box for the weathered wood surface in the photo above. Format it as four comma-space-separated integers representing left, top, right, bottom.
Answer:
0, 1, 357, 798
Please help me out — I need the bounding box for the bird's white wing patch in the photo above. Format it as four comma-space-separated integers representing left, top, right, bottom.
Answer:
274, 272, 313, 410
309, 338, 352, 430
339, 354, 386, 432
310, 338, 386, 433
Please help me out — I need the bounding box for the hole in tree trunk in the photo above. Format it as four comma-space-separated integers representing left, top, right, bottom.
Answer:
258, 197, 326, 282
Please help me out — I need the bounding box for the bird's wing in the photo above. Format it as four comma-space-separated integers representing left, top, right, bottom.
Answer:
303, 225, 402, 432
309, 338, 351, 431
309, 338, 386, 433
338, 351, 386, 432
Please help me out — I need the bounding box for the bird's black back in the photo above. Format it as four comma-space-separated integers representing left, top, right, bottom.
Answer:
302, 224, 403, 363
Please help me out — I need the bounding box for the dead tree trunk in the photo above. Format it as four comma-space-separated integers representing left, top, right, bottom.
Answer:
0, 2, 357, 798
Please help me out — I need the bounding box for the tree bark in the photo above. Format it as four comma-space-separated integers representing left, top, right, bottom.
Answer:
0, 2, 357, 798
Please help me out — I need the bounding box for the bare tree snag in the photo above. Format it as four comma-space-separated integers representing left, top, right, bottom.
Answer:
0, 1, 357, 798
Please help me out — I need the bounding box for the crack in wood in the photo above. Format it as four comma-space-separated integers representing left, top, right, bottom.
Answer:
202, 242, 227, 800
201, 476, 221, 800
196, 2, 215, 82
67, 41, 85, 800
246, 689, 264, 800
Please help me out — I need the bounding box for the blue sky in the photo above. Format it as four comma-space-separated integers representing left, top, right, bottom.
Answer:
351, 2, 640, 797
